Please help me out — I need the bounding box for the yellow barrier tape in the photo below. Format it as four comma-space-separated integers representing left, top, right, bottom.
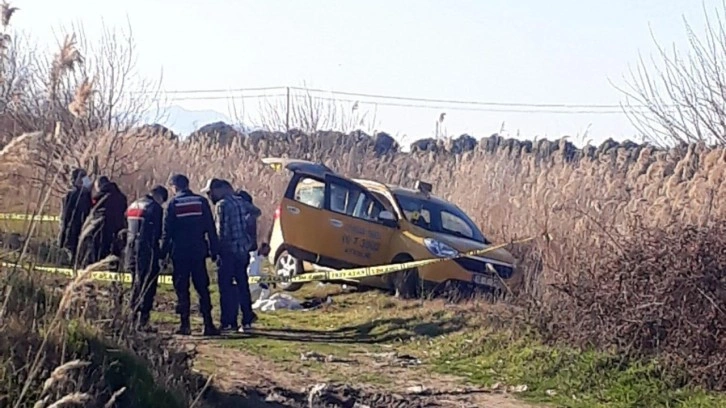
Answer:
1, 262, 175, 285
247, 235, 538, 284
1, 235, 540, 287
0, 213, 59, 222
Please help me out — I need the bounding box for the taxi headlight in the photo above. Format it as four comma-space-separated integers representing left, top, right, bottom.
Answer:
423, 238, 459, 258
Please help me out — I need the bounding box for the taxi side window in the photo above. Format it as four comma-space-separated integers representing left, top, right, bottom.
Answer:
328, 180, 384, 222
353, 194, 383, 221
329, 183, 361, 214
293, 177, 325, 209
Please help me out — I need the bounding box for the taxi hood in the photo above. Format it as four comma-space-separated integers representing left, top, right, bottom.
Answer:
419, 229, 516, 265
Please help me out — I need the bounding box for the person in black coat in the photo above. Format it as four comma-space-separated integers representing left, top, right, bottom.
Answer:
125, 185, 168, 330
91, 176, 128, 262
58, 168, 92, 266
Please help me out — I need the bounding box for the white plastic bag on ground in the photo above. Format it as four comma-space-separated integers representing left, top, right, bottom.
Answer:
247, 251, 270, 303
252, 292, 303, 311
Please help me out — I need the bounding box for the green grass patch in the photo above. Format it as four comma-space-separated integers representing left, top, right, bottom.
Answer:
422, 330, 725, 408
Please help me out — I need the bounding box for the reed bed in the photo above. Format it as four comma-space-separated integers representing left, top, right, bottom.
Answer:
5, 129, 721, 389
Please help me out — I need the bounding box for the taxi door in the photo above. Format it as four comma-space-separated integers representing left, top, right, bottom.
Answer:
322, 174, 396, 267
277, 170, 336, 264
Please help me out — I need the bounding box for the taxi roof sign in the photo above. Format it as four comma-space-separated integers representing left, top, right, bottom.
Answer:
415, 180, 433, 195
261, 157, 334, 176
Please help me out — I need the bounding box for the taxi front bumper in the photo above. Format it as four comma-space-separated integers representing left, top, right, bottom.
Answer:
418, 256, 523, 292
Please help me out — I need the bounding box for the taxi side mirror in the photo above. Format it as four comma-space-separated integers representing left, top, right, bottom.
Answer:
379, 210, 398, 228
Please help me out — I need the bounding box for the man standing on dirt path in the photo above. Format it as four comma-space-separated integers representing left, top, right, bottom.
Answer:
161, 174, 221, 336
58, 168, 92, 266
125, 185, 168, 331
204, 179, 261, 333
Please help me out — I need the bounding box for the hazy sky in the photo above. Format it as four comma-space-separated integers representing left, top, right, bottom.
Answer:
14, 0, 713, 144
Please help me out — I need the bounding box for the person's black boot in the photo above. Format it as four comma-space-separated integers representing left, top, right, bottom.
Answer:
138, 313, 156, 333
176, 316, 192, 336
202, 315, 220, 336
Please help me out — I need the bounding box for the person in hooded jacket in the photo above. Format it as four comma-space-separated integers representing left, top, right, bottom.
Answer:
205, 179, 261, 333
91, 176, 128, 262
58, 168, 92, 266
236, 189, 258, 252
125, 185, 168, 330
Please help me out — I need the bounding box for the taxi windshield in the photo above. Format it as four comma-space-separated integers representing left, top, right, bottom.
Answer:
392, 193, 489, 244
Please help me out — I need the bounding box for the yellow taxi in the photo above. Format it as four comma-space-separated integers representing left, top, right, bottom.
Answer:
263, 157, 519, 298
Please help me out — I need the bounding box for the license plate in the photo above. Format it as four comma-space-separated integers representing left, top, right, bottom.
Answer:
472, 274, 497, 287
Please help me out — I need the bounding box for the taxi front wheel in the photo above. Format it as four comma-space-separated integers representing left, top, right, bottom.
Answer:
275, 249, 304, 292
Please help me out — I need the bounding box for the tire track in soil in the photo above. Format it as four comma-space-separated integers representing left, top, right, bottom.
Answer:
172, 334, 537, 408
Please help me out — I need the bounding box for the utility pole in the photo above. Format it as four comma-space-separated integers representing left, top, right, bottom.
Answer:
286, 87, 290, 132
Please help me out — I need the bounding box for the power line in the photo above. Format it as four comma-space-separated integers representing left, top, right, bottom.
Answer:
161, 92, 629, 114
147, 84, 647, 109
286, 94, 628, 114
288, 86, 633, 109
145, 86, 284, 95
161, 93, 286, 102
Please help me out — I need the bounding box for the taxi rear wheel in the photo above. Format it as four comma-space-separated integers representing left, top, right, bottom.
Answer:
391, 254, 422, 299
275, 249, 303, 292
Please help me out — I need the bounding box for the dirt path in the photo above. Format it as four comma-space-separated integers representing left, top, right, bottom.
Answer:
169, 332, 537, 408
150, 284, 541, 407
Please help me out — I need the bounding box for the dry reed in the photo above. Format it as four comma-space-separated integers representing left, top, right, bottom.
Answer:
41, 359, 91, 395
45, 392, 92, 408
68, 78, 93, 119
0, 1, 17, 28
103, 387, 126, 408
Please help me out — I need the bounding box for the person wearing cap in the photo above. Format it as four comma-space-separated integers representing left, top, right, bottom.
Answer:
204, 178, 261, 333
161, 174, 220, 336
125, 185, 168, 330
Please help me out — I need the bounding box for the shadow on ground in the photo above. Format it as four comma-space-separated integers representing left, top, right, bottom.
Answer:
203, 381, 445, 408
216, 313, 469, 345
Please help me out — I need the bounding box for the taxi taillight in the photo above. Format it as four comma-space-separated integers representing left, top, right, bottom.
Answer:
274, 206, 281, 220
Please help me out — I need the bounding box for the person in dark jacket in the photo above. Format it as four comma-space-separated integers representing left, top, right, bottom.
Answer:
125, 185, 168, 330
58, 168, 92, 266
161, 174, 220, 336
91, 176, 128, 262
236, 189, 258, 252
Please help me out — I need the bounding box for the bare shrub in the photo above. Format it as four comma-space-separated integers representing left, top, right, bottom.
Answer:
542, 221, 726, 390
254, 86, 379, 135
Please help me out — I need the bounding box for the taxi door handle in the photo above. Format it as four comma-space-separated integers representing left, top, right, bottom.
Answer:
329, 218, 343, 228
286, 205, 300, 215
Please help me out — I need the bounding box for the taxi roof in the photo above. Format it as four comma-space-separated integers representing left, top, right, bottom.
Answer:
353, 178, 450, 206
262, 157, 333, 178
262, 157, 449, 205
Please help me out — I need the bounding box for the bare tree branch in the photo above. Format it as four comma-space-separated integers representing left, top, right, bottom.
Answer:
616, 1, 726, 146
